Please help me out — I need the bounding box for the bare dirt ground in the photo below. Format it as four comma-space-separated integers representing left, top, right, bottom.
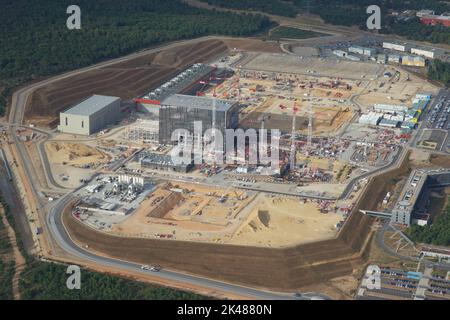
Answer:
213, 72, 359, 134
45, 142, 110, 166
355, 67, 439, 110
241, 53, 382, 79
429, 154, 450, 168
229, 197, 341, 247
110, 186, 341, 247
63, 191, 372, 291
356, 152, 412, 213
25, 39, 282, 127
111, 183, 252, 237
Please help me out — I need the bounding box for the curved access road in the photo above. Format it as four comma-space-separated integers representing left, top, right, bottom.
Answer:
47, 192, 323, 300
7, 36, 334, 300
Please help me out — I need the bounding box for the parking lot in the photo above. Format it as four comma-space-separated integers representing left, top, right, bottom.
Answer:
357, 266, 450, 300
420, 89, 450, 153
424, 91, 450, 131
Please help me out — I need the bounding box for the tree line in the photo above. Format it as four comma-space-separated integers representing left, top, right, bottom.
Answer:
0, 0, 272, 116
0, 194, 208, 300
408, 198, 450, 246
428, 60, 450, 87
199, 0, 450, 45
20, 261, 208, 300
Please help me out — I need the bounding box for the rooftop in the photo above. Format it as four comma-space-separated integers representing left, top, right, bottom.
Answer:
161, 94, 237, 112
141, 152, 192, 168
422, 14, 450, 21
63, 95, 121, 116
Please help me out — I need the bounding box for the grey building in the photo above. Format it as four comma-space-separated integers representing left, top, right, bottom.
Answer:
140, 152, 193, 173
58, 95, 121, 135
158, 94, 239, 145
348, 46, 377, 56
391, 169, 450, 226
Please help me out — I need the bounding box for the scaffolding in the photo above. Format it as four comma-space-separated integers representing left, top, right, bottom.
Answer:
125, 119, 159, 142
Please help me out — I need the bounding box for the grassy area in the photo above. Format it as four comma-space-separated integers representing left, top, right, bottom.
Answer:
269, 26, 327, 40
432, 268, 449, 279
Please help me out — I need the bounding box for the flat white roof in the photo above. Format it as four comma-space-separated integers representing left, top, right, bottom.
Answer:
161, 94, 237, 112
63, 95, 120, 116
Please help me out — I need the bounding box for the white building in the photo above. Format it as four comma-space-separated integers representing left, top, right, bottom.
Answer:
348, 46, 377, 57
383, 41, 410, 52
388, 54, 401, 64
411, 47, 435, 59
416, 10, 435, 17
374, 104, 408, 114
377, 54, 387, 64
118, 175, 144, 187
58, 95, 121, 136
358, 112, 382, 125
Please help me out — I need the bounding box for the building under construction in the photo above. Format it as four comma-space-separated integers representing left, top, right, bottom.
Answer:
158, 94, 239, 145
128, 63, 239, 145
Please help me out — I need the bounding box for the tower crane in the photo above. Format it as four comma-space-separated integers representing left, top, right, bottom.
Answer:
307, 103, 313, 152
289, 101, 299, 171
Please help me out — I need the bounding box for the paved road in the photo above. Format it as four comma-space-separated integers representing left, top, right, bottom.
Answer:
5, 36, 337, 300
46, 192, 320, 300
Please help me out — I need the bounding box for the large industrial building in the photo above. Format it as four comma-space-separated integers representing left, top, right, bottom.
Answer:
391, 169, 450, 226
134, 63, 215, 116
58, 95, 121, 135
158, 94, 239, 145
411, 47, 436, 59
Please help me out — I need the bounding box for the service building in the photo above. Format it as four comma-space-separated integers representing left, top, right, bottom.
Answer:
58, 95, 121, 135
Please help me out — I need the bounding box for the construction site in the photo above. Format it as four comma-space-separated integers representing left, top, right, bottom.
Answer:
8, 34, 446, 298
72, 179, 349, 247
36, 47, 441, 247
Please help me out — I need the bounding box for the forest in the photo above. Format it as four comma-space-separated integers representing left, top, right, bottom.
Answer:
200, 0, 297, 17
0, 196, 208, 300
408, 200, 450, 246
0, 0, 272, 116
201, 0, 450, 43
19, 261, 208, 300
428, 60, 450, 87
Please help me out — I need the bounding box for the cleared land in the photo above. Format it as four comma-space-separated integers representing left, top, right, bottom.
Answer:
25, 39, 282, 127
101, 181, 341, 247
229, 197, 341, 247
63, 203, 372, 291
240, 53, 382, 79
45, 142, 110, 167
206, 58, 363, 134
269, 26, 328, 40
355, 67, 439, 110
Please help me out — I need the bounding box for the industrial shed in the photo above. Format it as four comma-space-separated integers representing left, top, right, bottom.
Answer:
58, 95, 121, 135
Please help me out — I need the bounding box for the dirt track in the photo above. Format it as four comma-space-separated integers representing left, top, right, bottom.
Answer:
63, 200, 372, 291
